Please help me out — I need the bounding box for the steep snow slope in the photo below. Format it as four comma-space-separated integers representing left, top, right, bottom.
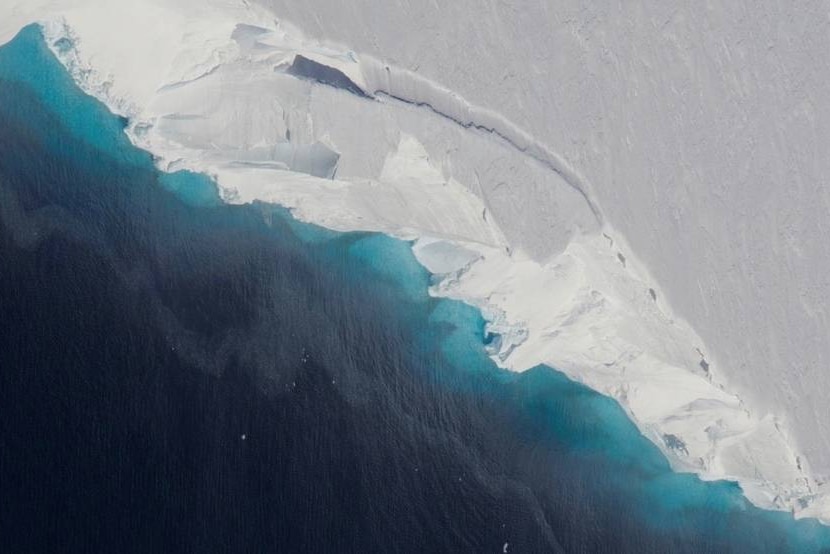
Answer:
2, 0, 828, 521
251, 0, 830, 481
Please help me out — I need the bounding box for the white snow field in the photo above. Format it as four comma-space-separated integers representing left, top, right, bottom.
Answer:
2, 0, 828, 521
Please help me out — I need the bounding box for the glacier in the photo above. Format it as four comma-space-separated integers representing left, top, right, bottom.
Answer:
2, 0, 828, 523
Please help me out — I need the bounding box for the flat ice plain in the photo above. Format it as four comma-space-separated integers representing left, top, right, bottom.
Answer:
2, 0, 828, 522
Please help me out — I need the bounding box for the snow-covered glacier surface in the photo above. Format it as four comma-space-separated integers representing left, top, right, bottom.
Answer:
2, 0, 829, 524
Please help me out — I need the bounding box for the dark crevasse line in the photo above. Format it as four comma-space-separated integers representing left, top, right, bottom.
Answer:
277, 50, 603, 226
370, 89, 603, 225
1, 23, 830, 554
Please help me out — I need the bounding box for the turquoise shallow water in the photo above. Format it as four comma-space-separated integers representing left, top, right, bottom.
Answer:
0, 26, 220, 208
1, 24, 829, 552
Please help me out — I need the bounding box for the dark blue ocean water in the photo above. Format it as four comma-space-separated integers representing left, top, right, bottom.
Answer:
0, 25, 828, 553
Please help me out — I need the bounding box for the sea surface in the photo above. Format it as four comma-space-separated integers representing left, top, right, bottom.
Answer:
1, 25, 829, 553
